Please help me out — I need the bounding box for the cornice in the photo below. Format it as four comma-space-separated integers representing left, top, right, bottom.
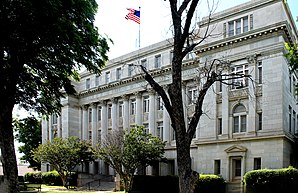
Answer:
195, 22, 294, 55
78, 60, 198, 97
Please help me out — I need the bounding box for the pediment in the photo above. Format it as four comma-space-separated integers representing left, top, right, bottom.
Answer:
225, 145, 247, 153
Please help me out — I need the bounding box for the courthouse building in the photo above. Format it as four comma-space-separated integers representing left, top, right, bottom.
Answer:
42, 0, 298, 191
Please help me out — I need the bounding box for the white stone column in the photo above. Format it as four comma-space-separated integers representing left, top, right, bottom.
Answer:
57, 115, 61, 138
48, 116, 53, 141
122, 95, 130, 130
182, 82, 188, 127
136, 92, 142, 125
82, 105, 89, 140
101, 101, 108, 142
112, 98, 118, 131
162, 86, 171, 143
247, 55, 258, 134
222, 84, 229, 138
148, 89, 156, 134
42, 117, 49, 144
91, 103, 98, 147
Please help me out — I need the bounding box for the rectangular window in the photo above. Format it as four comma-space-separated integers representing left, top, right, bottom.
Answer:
188, 87, 198, 104
157, 122, 163, 140
228, 16, 250, 37
128, 64, 134, 76
108, 104, 112, 119
157, 96, 164, 110
131, 99, 136, 115
116, 68, 122, 80
98, 130, 101, 143
105, 72, 110, 83
233, 116, 239, 133
86, 78, 91, 89
250, 14, 253, 30
289, 106, 292, 132
155, 54, 161, 68
218, 118, 222, 135
52, 114, 58, 125
293, 111, 296, 134
143, 124, 149, 134
119, 102, 123, 117
254, 158, 261, 170
240, 115, 247, 132
95, 75, 100, 86
231, 65, 249, 89
214, 160, 221, 175
141, 59, 147, 70
258, 112, 262, 130
143, 96, 150, 113
258, 61, 262, 84
88, 130, 92, 141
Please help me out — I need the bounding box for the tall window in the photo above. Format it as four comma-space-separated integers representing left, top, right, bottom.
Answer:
231, 65, 249, 89
188, 87, 198, 104
289, 106, 292, 132
88, 108, 92, 122
119, 102, 123, 117
156, 122, 163, 140
258, 112, 262, 131
157, 96, 164, 110
258, 61, 262, 84
130, 99, 136, 115
128, 64, 134, 76
52, 114, 58, 125
108, 104, 112, 119
254, 158, 261, 170
95, 75, 100, 86
141, 59, 147, 70
105, 72, 110, 83
293, 111, 296, 134
155, 54, 161, 68
86, 78, 91, 89
228, 16, 249, 37
233, 104, 247, 133
214, 160, 221, 175
143, 96, 149, 113
218, 118, 222, 135
116, 68, 122, 80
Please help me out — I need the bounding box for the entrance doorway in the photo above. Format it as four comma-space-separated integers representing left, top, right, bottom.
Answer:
232, 158, 242, 181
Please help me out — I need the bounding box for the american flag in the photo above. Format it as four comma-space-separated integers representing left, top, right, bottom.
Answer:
125, 8, 140, 24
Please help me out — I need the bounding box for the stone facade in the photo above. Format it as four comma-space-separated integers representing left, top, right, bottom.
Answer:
42, 0, 298, 189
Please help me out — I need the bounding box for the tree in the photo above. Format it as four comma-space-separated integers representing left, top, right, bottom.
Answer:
14, 116, 42, 170
140, 1, 250, 193
0, 0, 109, 192
95, 126, 166, 192
33, 136, 94, 187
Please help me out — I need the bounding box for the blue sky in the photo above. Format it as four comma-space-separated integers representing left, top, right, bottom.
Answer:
95, 0, 297, 59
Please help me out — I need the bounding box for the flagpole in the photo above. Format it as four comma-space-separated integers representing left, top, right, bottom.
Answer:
138, 6, 141, 49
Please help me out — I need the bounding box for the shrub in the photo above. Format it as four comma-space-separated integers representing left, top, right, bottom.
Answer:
244, 167, 298, 193
41, 170, 63, 186
194, 174, 226, 193
24, 172, 42, 183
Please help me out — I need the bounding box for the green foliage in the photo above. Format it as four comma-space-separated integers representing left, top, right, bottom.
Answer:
193, 174, 226, 193
244, 167, 298, 193
33, 137, 94, 186
95, 125, 166, 192
24, 172, 42, 184
41, 171, 63, 186
130, 175, 179, 193
14, 116, 42, 170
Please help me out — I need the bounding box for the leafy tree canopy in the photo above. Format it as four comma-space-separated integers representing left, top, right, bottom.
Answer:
95, 125, 166, 192
33, 137, 94, 187
14, 116, 41, 170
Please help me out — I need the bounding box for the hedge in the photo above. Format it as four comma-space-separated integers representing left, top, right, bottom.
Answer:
194, 174, 226, 193
244, 167, 298, 193
25, 171, 77, 186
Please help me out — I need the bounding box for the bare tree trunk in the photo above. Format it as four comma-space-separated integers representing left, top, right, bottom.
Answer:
0, 104, 18, 193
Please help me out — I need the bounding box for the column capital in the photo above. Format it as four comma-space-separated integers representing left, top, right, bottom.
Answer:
100, 100, 107, 106
91, 102, 98, 108
111, 97, 118, 103
134, 91, 142, 98
82, 104, 89, 110
148, 88, 156, 95
121, 94, 130, 101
